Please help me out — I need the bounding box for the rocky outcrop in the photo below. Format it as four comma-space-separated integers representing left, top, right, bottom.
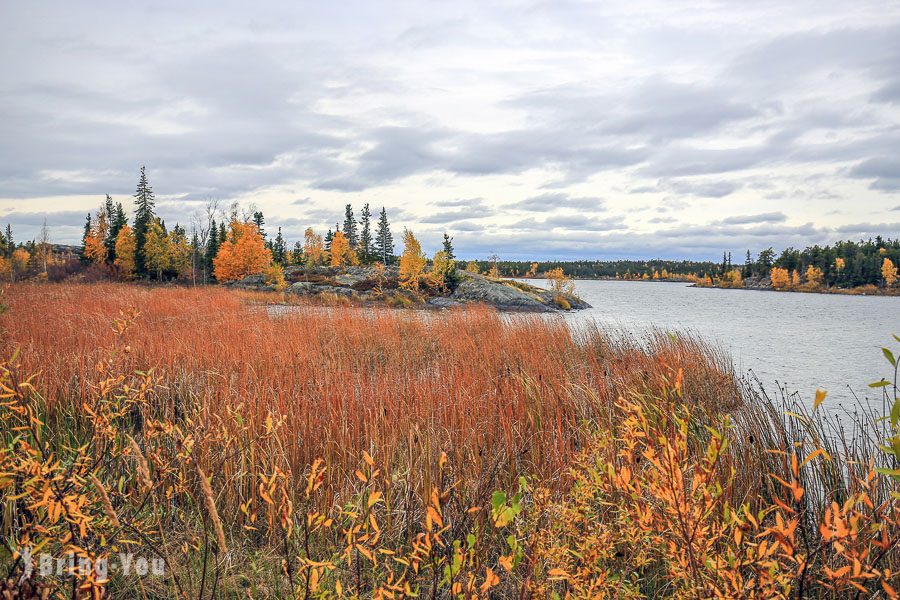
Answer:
233, 265, 590, 312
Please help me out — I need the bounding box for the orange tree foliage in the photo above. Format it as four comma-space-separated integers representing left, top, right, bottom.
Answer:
883, 257, 898, 287
770, 266, 791, 290
329, 230, 358, 267
398, 228, 426, 291
213, 220, 273, 282
805, 265, 824, 289
303, 227, 326, 266
114, 225, 136, 278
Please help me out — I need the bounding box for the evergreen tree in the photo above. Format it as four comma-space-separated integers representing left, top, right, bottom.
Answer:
342, 204, 358, 248
721, 251, 728, 276
132, 166, 156, 277
442, 233, 455, 261
80, 214, 92, 262
105, 198, 128, 263
205, 218, 220, 281
358, 203, 373, 263
375, 207, 394, 264
4, 225, 13, 259
292, 240, 304, 265
742, 250, 752, 278
253, 211, 266, 238
219, 222, 227, 244
324, 228, 334, 253
271, 227, 287, 265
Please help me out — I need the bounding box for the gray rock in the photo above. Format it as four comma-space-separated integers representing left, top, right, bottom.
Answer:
451, 272, 551, 311
427, 297, 463, 309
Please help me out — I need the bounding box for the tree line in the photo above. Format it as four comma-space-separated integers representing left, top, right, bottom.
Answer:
69, 167, 469, 289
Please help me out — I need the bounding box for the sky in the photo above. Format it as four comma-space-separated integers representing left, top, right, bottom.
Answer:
1, 1, 899, 261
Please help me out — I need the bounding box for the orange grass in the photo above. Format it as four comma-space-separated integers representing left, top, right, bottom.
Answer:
0, 282, 738, 508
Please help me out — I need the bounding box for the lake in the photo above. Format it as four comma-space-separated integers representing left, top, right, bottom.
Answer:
523, 279, 898, 414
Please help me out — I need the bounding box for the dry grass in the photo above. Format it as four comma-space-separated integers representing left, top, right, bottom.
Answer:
2, 282, 896, 598
0, 282, 739, 510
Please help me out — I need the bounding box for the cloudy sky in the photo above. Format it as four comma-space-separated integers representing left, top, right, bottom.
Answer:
1, 1, 898, 260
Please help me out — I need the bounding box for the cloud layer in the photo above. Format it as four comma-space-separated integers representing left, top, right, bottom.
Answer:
0, 0, 898, 258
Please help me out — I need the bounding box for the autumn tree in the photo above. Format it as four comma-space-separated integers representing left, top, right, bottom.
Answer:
804, 265, 824, 289
114, 225, 136, 279
304, 228, 326, 266
770, 267, 790, 290
547, 267, 575, 309
83, 208, 109, 264
466, 261, 479, 274
213, 220, 274, 282
143, 218, 171, 279
399, 228, 426, 291
330, 230, 358, 267
10, 248, 30, 282
883, 257, 898, 287
429, 250, 455, 291
167, 225, 192, 277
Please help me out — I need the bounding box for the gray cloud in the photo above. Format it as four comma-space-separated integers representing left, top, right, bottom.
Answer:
721, 212, 788, 225
1, 1, 899, 255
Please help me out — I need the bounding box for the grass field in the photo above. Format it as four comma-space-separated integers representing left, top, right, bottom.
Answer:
1, 282, 898, 598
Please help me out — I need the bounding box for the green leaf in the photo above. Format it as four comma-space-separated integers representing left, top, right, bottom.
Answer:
869, 380, 891, 388
883, 347, 897, 367
892, 401, 900, 428
491, 491, 506, 514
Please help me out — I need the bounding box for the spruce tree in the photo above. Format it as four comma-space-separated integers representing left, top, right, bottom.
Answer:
272, 227, 286, 265
342, 204, 358, 248
324, 228, 334, 253
80, 214, 92, 262
375, 207, 394, 264
253, 211, 266, 238
105, 198, 127, 263
205, 218, 220, 281
5, 225, 13, 259
442, 233, 455, 261
292, 241, 304, 265
132, 166, 156, 277
358, 203, 373, 263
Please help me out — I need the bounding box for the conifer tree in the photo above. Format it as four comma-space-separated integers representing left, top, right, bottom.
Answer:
271, 227, 287, 265
442, 233, 455, 261
375, 207, 394, 264
205, 218, 220, 282
324, 228, 334, 252
105, 198, 127, 263
253, 211, 266, 238
132, 166, 156, 277
342, 204, 358, 248
358, 203, 373, 263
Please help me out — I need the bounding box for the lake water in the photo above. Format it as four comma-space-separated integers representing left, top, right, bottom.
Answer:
523, 279, 898, 414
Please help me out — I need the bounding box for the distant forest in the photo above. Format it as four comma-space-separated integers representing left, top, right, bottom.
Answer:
471, 237, 900, 290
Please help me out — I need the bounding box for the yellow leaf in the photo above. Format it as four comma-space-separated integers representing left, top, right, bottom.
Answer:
814, 389, 828, 410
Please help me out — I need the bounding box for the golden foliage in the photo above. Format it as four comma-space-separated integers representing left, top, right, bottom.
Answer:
329, 230, 358, 267
303, 227, 326, 266
113, 224, 136, 278
883, 257, 898, 287
805, 265, 824, 289
398, 228, 426, 291
213, 220, 273, 282
771, 266, 791, 290
466, 260, 480, 274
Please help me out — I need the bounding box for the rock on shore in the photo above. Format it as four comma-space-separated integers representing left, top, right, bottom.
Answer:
230, 265, 590, 312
